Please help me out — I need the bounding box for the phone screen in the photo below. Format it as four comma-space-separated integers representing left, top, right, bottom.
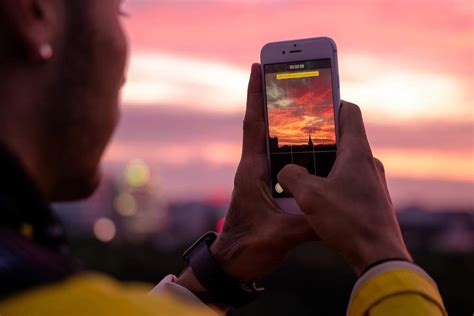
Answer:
264, 59, 337, 197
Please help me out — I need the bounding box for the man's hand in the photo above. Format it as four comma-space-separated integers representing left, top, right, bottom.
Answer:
210, 63, 316, 282
277, 101, 412, 276
177, 64, 316, 294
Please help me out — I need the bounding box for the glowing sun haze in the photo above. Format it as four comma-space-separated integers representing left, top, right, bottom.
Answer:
105, 0, 473, 208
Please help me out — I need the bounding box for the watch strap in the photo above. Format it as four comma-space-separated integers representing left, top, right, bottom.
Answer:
183, 231, 263, 308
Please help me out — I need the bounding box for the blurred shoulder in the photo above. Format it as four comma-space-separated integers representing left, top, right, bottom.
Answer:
0, 272, 214, 316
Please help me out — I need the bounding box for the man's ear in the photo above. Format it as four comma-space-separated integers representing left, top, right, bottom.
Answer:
0, 0, 60, 62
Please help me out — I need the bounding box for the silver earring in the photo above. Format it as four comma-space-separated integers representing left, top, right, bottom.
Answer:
39, 43, 53, 60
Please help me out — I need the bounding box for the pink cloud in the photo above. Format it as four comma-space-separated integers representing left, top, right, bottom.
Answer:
123, 0, 473, 77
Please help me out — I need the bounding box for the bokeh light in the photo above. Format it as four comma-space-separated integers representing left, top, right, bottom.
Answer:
93, 217, 116, 243
216, 217, 225, 233
125, 159, 150, 187
114, 193, 138, 217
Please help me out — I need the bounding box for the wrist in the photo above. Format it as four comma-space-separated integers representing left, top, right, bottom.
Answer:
209, 235, 250, 282
350, 238, 412, 276
178, 231, 263, 308
175, 267, 207, 294
175, 268, 231, 311
175, 235, 243, 293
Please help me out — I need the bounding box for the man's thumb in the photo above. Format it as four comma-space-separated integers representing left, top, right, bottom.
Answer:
277, 164, 322, 211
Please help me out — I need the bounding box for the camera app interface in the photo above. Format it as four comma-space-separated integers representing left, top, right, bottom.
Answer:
264, 59, 337, 197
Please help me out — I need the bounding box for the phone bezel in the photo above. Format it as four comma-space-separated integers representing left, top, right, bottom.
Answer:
260, 37, 340, 214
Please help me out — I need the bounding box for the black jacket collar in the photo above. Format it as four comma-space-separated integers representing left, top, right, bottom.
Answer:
0, 143, 81, 298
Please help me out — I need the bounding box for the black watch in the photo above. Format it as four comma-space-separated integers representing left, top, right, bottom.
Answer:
183, 231, 264, 308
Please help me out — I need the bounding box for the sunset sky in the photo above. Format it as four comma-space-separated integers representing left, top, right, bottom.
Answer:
101, 0, 473, 209
266, 68, 336, 146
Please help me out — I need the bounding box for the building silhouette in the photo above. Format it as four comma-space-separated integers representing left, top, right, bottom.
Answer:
269, 137, 279, 152
307, 131, 314, 151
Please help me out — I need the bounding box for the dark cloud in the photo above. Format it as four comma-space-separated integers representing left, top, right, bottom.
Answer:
113, 106, 242, 144
106, 106, 473, 207
114, 105, 473, 152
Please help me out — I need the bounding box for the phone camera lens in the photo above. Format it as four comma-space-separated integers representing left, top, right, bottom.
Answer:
282, 51, 286, 54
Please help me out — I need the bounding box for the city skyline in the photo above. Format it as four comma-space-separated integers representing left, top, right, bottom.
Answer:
269, 133, 337, 153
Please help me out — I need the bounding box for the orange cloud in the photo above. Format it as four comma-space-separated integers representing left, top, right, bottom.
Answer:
266, 68, 336, 146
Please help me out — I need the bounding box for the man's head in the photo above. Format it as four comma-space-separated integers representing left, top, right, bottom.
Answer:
0, 0, 128, 201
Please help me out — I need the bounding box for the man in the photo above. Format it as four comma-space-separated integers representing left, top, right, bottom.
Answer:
0, 1, 447, 315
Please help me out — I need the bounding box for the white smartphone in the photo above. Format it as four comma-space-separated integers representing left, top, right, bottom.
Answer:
260, 37, 340, 214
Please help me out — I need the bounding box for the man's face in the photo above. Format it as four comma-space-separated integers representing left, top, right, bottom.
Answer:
47, 0, 128, 200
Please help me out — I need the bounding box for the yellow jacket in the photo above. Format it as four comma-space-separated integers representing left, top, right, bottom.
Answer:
0, 262, 447, 316
347, 261, 447, 316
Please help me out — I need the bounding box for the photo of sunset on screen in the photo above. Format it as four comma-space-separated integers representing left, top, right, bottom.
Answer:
265, 59, 337, 197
